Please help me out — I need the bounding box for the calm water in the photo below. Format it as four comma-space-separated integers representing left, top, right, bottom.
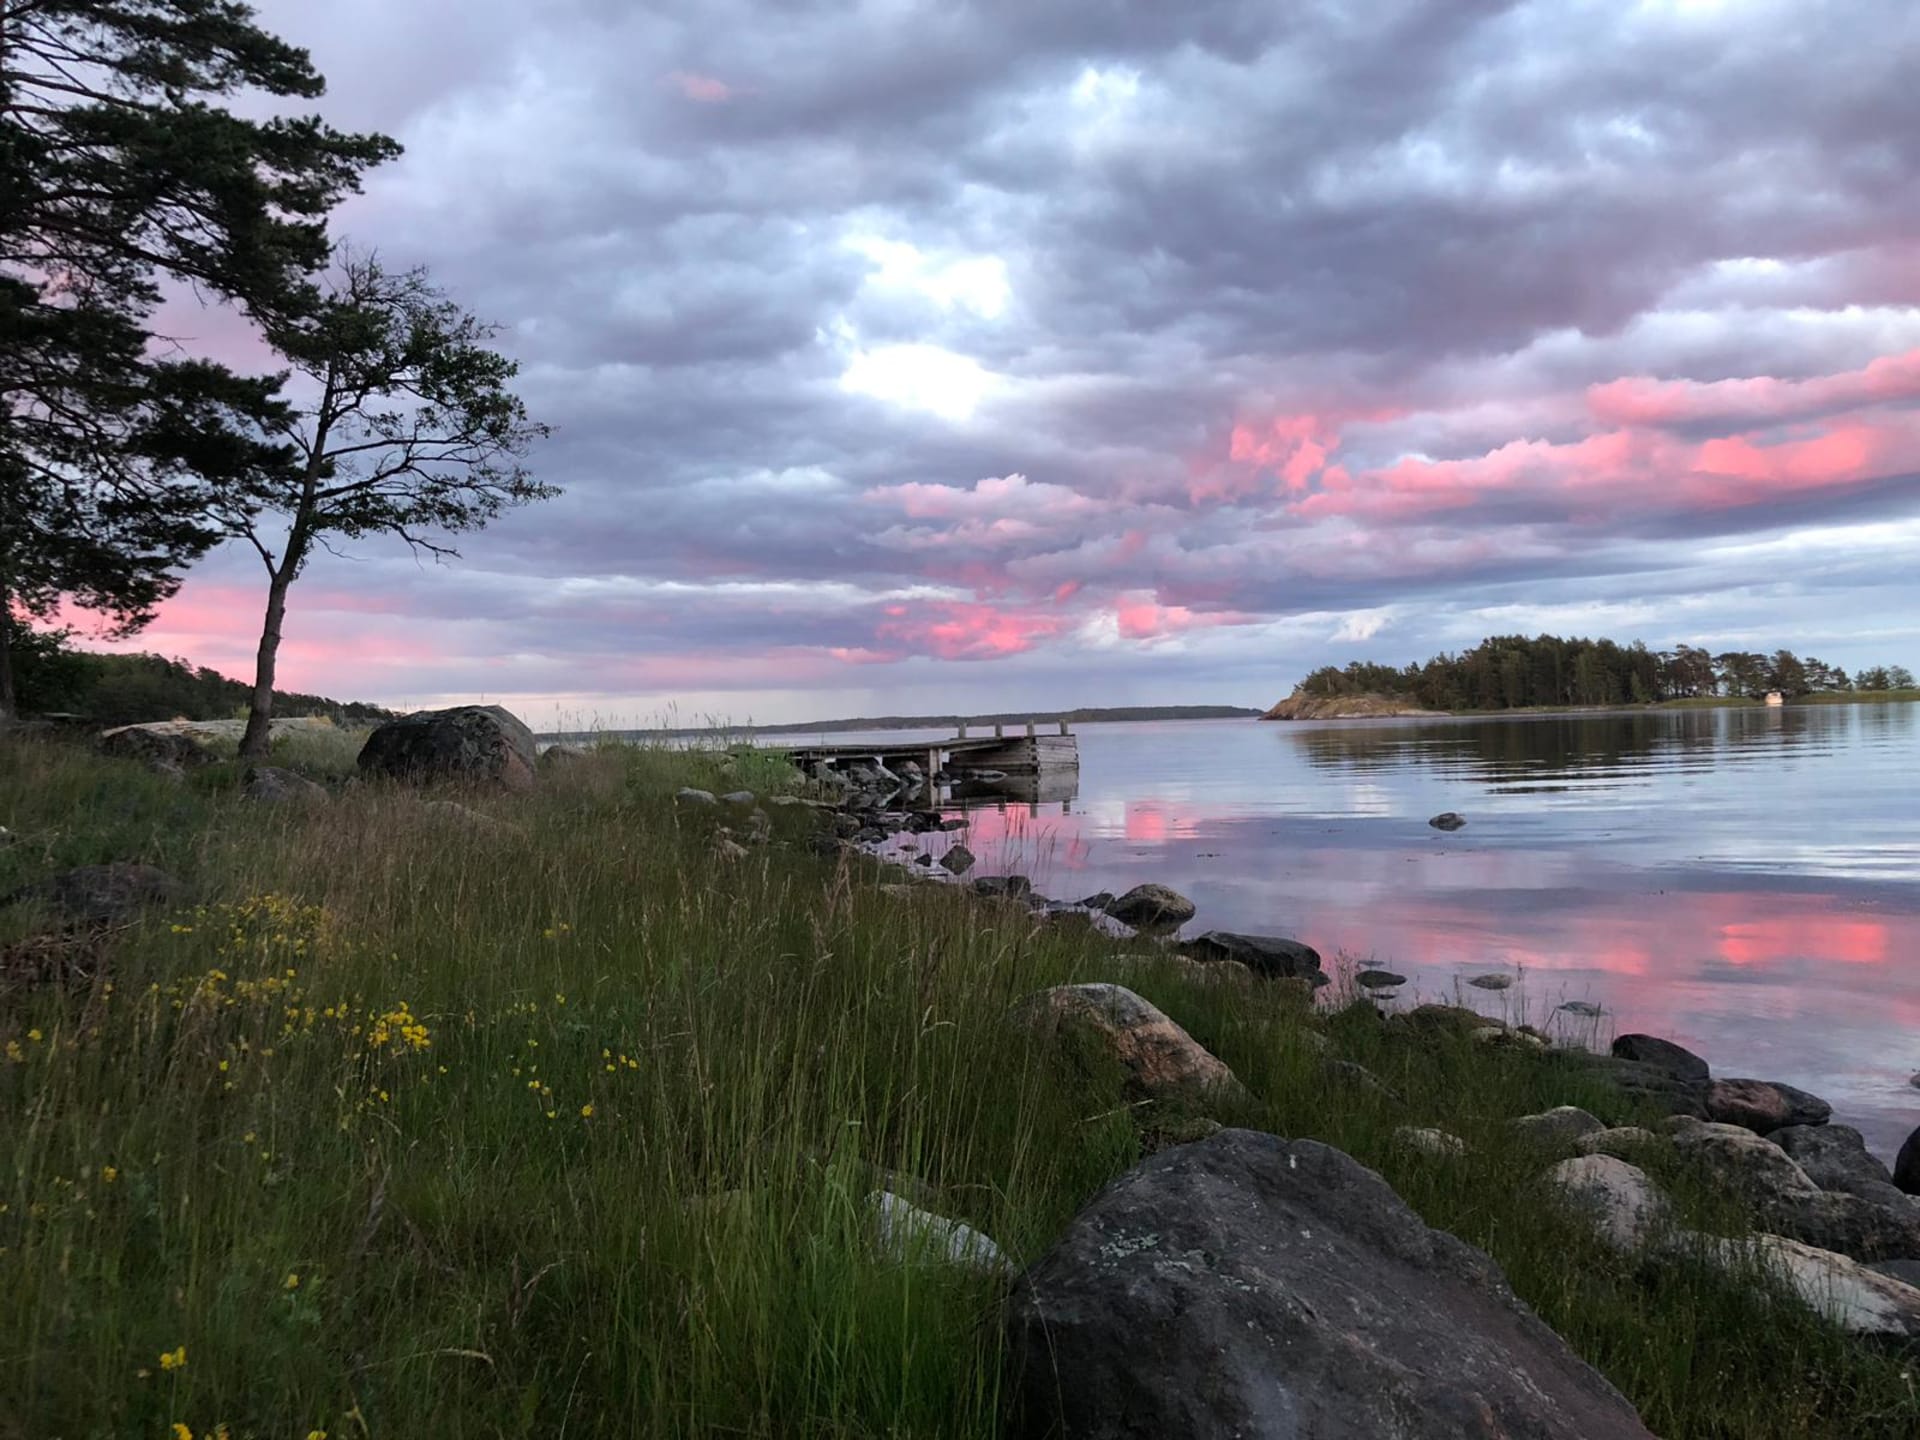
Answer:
782, 705, 1920, 1157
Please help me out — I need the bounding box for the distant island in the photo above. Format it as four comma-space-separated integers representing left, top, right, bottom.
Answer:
1263, 634, 1917, 719
555, 704, 1263, 742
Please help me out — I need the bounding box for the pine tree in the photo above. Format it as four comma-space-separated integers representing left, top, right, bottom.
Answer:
0, 0, 399, 716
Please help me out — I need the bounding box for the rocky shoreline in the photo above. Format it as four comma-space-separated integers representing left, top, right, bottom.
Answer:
19, 705, 1920, 1435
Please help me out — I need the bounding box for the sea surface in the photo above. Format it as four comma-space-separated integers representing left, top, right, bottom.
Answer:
770, 705, 1920, 1158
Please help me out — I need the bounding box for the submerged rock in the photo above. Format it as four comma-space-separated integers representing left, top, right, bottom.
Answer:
1010, 983, 1244, 1104
1355, 968, 1407, 990
972, 875, 1033, 901
1466, 972, 1513, 990
1005, 1130, 1656, 1439
938, 843, 976, 875
1428, 811, 1467, 831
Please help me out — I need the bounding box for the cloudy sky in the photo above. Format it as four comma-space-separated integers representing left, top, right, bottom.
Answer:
107, 0, 1920, 726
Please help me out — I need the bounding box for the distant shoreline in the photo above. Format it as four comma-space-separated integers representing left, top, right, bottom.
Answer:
1261, 689, 1920, 721
541, 703, 1263, 743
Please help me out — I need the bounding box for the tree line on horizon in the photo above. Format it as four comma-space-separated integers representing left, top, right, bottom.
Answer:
1296, 634, 1918, 711
2, 0, 554, 751
7, 628, 391, 728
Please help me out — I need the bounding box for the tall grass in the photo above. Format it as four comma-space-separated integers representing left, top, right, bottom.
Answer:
2, 738, 1916, 1439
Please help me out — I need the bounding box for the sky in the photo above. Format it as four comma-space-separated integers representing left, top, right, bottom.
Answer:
93, 0, 1920, 727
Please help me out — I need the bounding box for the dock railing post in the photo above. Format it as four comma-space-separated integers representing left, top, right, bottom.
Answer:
1058, 719, 1069, 735
958, 722, 968, 739
994, 723, 1004, 739
1025, 720, 1036, 737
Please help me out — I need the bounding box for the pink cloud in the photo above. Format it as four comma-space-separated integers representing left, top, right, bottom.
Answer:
667, 71, 734, 103
874, 600, 1066, 660
1587, 348, 1920, 429
1112, 591, 1249, 640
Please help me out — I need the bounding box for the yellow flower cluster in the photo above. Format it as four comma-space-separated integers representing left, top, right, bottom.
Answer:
365, 1003, 431, 1053
159, 1345, 187, 1371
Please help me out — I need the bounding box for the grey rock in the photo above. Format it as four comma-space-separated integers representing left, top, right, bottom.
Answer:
1178, 930, 1326, 983
1324, 1058, 1403, 1103
1512, 1107, 1607, 1145
868, 1191, 1012, 1276
1705, 1077, 1831, 1134
1610, 1033, 1709, 1082
1576, 1126, 1661, 1159
1006, 1130, 1656, 1439
1868, 1258, 1920, 1288
1466, 972, 1513, 990
1670, 1119, 1819, 1202
244, 766, 328, 805
357, 705, 537, 790
96, 725, 209, 769
1355, 968, 1407, 990
675, 787, 718, 806
1395, 1125, 1467, 1158
13, 862, 183, 925
1700, 1235, 1920, 1339
538, 743, 593, 767
1101, 883, 1196, 928
1011, 983, 1245, 1104
1428, 811, 1467, 830
1548, 1155, 1669, 1252
1557, 1000, 1605, 1019
1077, 891, 1115, 911
1760, 1190, 1920, 1264
1772, 1124, 1904, 1203
720, 790, 757, 807
1570, 1054, 1710, 1118
1896, 1125, 1920, 1196
938, 843, 976, 875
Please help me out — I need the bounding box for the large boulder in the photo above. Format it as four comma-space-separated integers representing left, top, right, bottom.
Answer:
1670, 1119, 1819, 1202
1009, 983, 1244, 1105
1512, 1106, 1607, 1145
1006, 1130, 1656, 1439
1704, 1077, 1831, 1133
1102, 883, 1196, 928
1896, 1125, 1920, 1196
1773, 1124, 1908, 1206
1609, 1033, 1709, 1083
96, 724, 210, 769
1178, 930, 1325, 983
1572, 1054, 1710, 1118
356, 705, 537, 791
1700, 1234, 1920, 1340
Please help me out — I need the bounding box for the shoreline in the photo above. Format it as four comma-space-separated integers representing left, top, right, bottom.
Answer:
1263, 689, 1920, 722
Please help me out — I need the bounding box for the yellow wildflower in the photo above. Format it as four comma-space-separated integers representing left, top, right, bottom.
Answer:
172, 1425, 193, 1440
580, 1104, 594, 1118
100, 1165, 118, 1184
159, 1344, 187, 1370
26, 1029, 41, 1043
307, 1430, 328, 1440
283, 1272, 300, 1290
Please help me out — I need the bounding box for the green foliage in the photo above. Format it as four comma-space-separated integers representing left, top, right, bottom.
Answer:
2, 740, 1917, 1437
6, 627, 389, 726
1297, 633, 1908, 710
1, 0, 399, 711
223, 251, 552, 755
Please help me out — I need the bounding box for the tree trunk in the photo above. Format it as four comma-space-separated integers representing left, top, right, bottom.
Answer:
0, 585, 16, 725
239, 568, 293, 760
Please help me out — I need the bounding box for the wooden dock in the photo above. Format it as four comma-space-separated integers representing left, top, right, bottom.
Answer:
784, 720, 1079, 782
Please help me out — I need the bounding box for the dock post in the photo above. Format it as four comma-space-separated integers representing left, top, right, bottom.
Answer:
1025, 720, 1036, 737
958, 723, 968, 739
1058, 719, 1069, 735
926, 747, 940, 784
994, 723, 1004, 739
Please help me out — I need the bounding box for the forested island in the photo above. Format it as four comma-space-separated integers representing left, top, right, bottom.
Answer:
1265, 634, 1917, 718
